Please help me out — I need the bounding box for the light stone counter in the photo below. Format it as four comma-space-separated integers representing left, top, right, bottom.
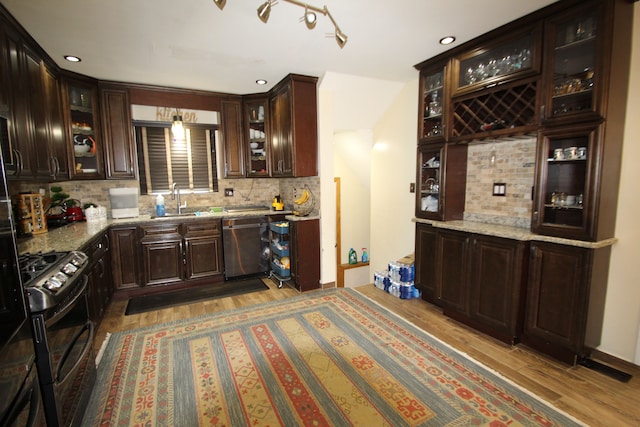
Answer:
17, 211, 320, 255
413, 218, 617, 249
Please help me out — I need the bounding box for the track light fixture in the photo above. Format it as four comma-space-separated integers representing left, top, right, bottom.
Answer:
215, 0, 347, 48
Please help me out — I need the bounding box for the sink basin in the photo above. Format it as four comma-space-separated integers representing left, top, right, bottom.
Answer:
150, 212, 196, 219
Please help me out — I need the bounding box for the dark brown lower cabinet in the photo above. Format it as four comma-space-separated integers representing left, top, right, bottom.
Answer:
110, 225, 140, 290
140, 222, 184, 287
522, 241, 610, 365
140, 219, 223, 287
437, 229, 470, 314
415, 224, 527, 345
290, 219, 320, 292
468, 235, 527, 344
83, 231, 113, 325
414, 223, 437, 302
183, 220, 223, 280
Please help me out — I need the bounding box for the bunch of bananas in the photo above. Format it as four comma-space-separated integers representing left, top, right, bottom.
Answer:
294, 188, 311, 205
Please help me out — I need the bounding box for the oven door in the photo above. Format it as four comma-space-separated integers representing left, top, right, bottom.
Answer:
34, 275, 96, 427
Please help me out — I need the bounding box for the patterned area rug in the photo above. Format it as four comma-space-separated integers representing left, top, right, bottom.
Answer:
83, 288, 585, 426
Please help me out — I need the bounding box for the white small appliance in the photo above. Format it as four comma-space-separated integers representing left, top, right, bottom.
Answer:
109, 188, 139, 218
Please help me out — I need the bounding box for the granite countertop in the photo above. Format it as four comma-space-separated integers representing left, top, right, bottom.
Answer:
17, 211, 320, 255
413, 218, 617, 249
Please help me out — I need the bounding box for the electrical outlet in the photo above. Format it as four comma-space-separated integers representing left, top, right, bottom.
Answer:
224, 188, 234, 197
492, 183, 506, 196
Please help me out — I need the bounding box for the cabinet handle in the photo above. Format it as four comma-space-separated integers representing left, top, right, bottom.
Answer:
533, 211, 538, 222
13, 149, 23, 178
540, 105, 545, 120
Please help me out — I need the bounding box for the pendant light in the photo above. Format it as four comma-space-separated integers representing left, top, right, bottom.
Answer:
171, 110, 185, 139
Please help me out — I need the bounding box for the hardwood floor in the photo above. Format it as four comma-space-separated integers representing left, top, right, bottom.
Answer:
96, 281, 640, 427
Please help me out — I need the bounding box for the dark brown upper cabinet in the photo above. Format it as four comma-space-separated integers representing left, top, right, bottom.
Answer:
0, 21, 66, 181
539, 0, 630, 126
100, 85, 136, 180
418, 60, 448, 143
415, 143, 467, 221
269, 74, 318, 178
243, 95, 270, 178
62, 75, 104, 180
220, 98, 245, 178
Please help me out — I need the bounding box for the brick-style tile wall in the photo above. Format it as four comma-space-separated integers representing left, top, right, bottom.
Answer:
464, 137, 536, 228
10, 177, 320, 217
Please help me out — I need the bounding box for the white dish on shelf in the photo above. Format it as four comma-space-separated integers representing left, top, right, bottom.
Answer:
82, 168, 97, 173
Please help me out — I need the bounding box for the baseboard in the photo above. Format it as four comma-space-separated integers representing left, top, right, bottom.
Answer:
590, 349, 640, 374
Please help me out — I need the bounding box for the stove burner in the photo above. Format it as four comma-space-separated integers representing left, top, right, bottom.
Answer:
19, 252, 67, 283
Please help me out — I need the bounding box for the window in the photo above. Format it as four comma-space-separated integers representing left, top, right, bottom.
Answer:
135, 122, 219, 194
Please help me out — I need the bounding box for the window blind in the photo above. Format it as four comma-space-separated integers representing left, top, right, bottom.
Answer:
135, 123, 218, 194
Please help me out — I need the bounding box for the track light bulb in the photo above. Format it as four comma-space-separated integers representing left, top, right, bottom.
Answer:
257, 1, 272, 23
212, 0, 226, 10
304, 7, 317, 29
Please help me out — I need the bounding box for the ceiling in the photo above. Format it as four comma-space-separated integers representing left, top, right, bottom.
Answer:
1, 0, 559, 95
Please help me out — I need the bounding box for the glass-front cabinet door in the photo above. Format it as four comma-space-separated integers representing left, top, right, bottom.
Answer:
418, 62, 447, 142
451, 25, 540, 96
416, 143, 467, 221
65, 80, 103, 179
542, 3, 601, 123
532, 124, 599, 241
244, 97, 269, 177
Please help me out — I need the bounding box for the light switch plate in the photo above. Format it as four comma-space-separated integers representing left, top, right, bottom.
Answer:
224, 188, 234, 197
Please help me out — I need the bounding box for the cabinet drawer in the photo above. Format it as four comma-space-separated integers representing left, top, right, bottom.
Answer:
140, 223, 181, 237
83, 232, 109, 260
182, 219, 221, 236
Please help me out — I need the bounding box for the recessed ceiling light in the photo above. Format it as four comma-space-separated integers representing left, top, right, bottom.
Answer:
439, 36, 456, 45
64, 55, 81, 62
256, 79, 268, 85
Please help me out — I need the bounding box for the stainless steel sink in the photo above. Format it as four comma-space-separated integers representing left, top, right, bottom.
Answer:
150, 212, 196, 219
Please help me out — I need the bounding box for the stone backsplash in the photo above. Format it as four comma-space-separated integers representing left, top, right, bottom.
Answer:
464, 137, 536, 228
10, 176, 320, 217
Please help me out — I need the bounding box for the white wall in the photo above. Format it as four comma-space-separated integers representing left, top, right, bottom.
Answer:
600, 4, 640, 363
370, 80, 419, 274
317, 89, 336, 286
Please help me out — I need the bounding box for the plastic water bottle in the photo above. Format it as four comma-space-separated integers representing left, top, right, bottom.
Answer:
156, 194, 165, 217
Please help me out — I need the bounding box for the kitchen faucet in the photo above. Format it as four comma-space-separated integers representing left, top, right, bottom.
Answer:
171, 182, 187, 214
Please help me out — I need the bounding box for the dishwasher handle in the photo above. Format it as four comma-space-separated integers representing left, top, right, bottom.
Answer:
223, 223, 264, 230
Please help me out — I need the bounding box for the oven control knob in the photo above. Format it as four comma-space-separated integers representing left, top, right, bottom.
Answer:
44, 276, 63, 292
69, 251, 88, 267
62, 263, 78, 276
53, 271, 68, 283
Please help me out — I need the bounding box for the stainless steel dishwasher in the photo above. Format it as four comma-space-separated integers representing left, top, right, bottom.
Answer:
222, 216, 270, 279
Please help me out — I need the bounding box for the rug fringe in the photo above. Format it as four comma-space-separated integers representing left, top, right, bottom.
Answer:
353, 288, 589, 427
95, 332, 111, 367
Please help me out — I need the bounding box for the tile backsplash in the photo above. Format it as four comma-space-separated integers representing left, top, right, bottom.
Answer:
10, 176, 320, 217
464, 137, 536, 228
